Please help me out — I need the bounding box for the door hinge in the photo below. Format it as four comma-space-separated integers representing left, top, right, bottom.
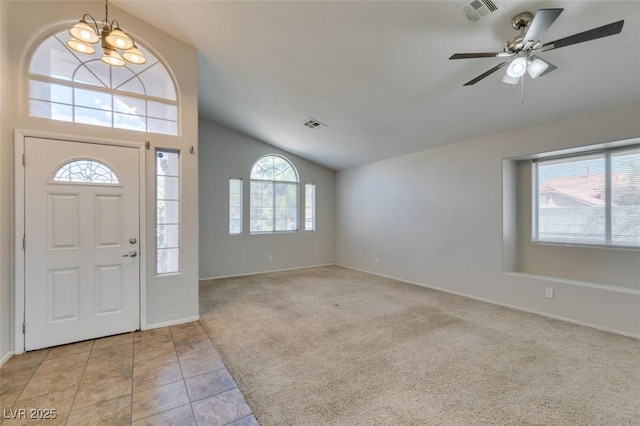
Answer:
22, 321, 26, 334
22, 153, 26, 166
23, 235, 26, 251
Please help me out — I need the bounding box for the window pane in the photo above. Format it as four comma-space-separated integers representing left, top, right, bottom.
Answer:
54, 159, 119, 184
114, 95, 146, 115
114, 113, 146, 132
148, 101, 177, 121
29, 35, 78, 81
75, 88, 111, 110
611, 149, 640, 246
139, 63, 177, 101
157, 176, 180, 200
536, 154, 606, 244
30, 80, 72, 104
156, 150, 180, 274
157, 151, 180, 176
275, 183, 297, 231
148, 118, 177, 136
74, 106, 112, 127
157, 248, 179, 274
229, 179, 243, 235
157, 224, 180, 248
29, 100, 73, 122
305, 184, 316, 231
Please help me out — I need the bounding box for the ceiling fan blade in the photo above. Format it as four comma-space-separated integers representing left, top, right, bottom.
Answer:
463, 60, 512, 86
523, 8, 564, 44
542, 20, 624, 51
449, 52, 511, 59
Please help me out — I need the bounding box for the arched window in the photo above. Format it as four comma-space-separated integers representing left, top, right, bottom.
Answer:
250, 155, 299, 233
28, 29, 178, 135
53, 159, 119, 185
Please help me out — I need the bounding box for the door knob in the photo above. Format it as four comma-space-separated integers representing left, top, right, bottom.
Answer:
123, 250, 138, 258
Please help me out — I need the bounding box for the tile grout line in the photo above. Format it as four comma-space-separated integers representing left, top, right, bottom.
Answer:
64, 340, 95, 425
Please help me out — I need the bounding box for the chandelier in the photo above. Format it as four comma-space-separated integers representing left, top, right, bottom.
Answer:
66, 0, 146, 67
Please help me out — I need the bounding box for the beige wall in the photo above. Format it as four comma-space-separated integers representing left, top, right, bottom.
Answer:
198, 119, 335, 278
1, 1, 199, 360
336, 103, 640, 337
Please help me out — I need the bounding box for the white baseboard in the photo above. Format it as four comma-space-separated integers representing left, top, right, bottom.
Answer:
0, 351, 15, 368
143, 315, 200, 331
199, 263, 337, 281
336, 264, 640, 340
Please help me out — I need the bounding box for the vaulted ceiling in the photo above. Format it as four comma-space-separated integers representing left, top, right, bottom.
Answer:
115, 1, 640, 170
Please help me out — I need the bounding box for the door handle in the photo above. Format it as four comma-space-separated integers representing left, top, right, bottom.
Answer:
123, 250, 138, 258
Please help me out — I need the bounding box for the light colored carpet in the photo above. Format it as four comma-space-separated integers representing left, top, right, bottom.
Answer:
199, 266, 640, 425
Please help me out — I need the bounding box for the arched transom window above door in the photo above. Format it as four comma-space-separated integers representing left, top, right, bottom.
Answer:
28, 29, 178, 136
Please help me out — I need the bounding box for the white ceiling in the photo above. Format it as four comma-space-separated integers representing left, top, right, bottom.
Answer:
115, 1, 640, 170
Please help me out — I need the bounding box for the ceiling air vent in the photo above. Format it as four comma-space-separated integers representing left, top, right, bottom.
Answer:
458, 0, 499, 23
302, 118, 327, 129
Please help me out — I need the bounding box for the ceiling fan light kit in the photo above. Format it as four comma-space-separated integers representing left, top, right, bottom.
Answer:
67, 0, 146, 66
449, 8, 624, 87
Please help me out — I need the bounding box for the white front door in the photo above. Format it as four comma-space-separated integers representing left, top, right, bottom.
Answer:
24, 137, 140, 351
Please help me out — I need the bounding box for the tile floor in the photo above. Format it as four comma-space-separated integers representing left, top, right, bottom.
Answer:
0, 322, 258, 425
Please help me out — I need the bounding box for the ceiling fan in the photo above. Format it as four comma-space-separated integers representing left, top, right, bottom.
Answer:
449, 8, 624, 86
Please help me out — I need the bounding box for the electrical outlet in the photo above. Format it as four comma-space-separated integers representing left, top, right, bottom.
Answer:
268, 254, 273, 262
374, 256, 379, 264
545, 288, 554, 299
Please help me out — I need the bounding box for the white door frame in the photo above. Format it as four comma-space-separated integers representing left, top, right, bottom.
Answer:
14, 129, 147, 354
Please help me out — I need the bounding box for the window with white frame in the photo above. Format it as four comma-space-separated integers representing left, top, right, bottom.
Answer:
229, 178, 243, 235
250, 155, 298, 233
28, 29, 178, 135
533, 146, 640, 247
305, 183, 316, 231
156, 150, 180, 274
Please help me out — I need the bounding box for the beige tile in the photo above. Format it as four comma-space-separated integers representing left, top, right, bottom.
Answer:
1, 390, 23, 413
89, 342, 133, 361
44, 340, 94, 360
130, 403, 195, 426
33, 351, 89, 378
66, 394, 131, 426
179, 351, 225, 379
1, 350, 48, 369
169, 321, 201, 335
190, 388, 252, 426
171, 330, 209, 347
19, 369, 83, 400
133, 361, 183, 392
92, 333, 134, 349
134, 339, 175, 357
83, 356, 134, 382
0, 378, 29, 396
72, 373, 132, 410
6, 386, 77, 425
131, 381, 189, 421
175, 339, 216, 360
133, 328, 172, 344
0, 362, 40, 383
134, 347, 178, 370
185, 368, 237, 402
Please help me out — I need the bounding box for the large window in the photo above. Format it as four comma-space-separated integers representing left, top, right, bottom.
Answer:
534, 147, 640, 247
250, 155, 298, 233
29, 30, 178, 135
156, 150, 180, 274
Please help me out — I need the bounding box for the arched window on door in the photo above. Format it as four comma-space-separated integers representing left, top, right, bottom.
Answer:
28, 29, 178, 135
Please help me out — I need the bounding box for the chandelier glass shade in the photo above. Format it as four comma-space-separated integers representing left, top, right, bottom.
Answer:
67, 0, 146, 66
502, 56, 551, 85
